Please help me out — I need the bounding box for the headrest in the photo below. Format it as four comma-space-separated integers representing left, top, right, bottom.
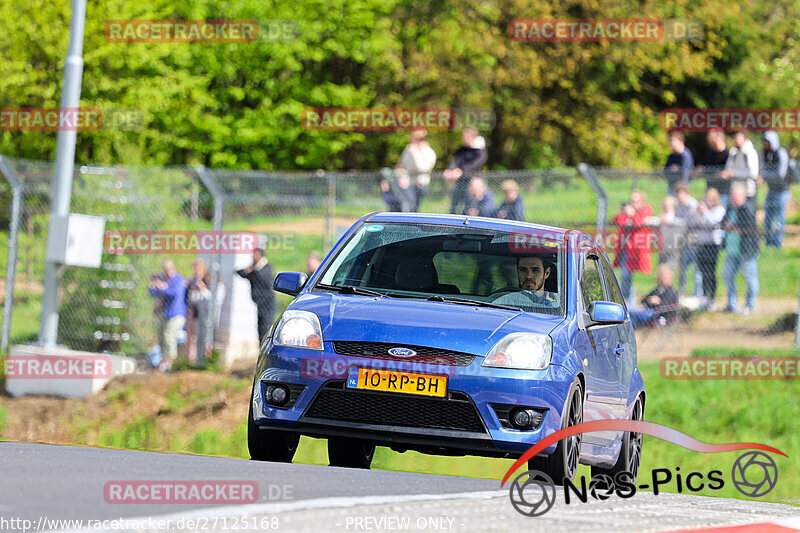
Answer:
394, 260, 438, 291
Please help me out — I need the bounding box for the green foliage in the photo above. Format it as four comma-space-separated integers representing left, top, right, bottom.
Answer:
3, 0, 800, 168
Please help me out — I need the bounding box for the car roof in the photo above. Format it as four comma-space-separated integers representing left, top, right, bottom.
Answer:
365, 212, 571, 236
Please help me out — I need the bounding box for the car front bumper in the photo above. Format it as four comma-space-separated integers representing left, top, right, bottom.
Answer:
251, 342, 575, 457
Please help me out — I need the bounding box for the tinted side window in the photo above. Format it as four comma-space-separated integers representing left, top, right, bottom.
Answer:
580, 257, 604, 309
599, 252, 625, 307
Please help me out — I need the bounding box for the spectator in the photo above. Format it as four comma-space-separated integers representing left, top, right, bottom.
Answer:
237, 248, 278, 342
463, 177, 496, 218
186, 258, 212, 366
673, 182, 701, 297
443, 127, 487, 214
306, 251, 322, 278
496, 179, 525, 220
698, 128, 730, 205
380, 172, 417, 212
395, 129, 437, 210
760, 130, 791, 247
721, 184, 760, 315
148, 260, 187, 372
693, 188, 726, 309
612, 190, 653, 304
628, 264, 679, 328
720, 132, 759, 202
664, 132, 694, 194
655, 196, 680, 269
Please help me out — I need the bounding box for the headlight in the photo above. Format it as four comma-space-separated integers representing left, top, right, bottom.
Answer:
482, 333, 552, 370
273, 311, 323, 350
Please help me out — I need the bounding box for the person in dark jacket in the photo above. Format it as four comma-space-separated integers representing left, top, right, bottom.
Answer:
237, 248, 277, 341
760, 130, 791, 247
496, 179, 525, 221
443, 127, 487, 214
628, 264, 679, 328
664, 131, 694, 194
380, 172, 417, 212
462, 177, 496, 218
696, 128, 730, 205
721, 184, 760, 315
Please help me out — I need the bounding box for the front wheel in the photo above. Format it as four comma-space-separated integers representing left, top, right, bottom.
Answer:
247, 389, 300, 462
328, 437, 375, 469
528, 380, 583, 484
591, 395, 644, 483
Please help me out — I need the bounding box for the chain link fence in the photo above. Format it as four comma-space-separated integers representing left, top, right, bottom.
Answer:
1, 155, 798, 361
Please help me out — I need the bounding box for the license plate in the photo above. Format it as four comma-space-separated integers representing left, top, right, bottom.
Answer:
346, 367, 447, 398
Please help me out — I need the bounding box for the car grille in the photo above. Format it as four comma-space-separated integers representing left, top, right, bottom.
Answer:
332, 341, 476, 366
303, 381, 486, 433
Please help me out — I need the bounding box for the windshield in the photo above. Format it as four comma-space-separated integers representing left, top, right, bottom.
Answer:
316, 222, 566, 316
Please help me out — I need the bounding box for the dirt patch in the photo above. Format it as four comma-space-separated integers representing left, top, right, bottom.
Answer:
0, 361, 255, 448
637, 296, 798, 359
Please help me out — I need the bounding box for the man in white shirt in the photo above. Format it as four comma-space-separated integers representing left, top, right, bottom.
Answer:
395, 129, 437, 211
719, 131, 759, 202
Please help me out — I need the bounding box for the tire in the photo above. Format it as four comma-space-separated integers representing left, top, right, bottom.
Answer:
247, 388, 300, 462
328, 437, 376, 469
591, 395, 644, 483
528, 379, 583, 485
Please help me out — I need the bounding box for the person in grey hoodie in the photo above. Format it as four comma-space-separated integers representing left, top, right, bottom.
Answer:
719, 132, 759, 202
760, 130, 791, 247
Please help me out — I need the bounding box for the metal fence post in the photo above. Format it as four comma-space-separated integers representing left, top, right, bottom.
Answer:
0, 156, 23, 353
795, 280, 800, 349
577, 163, 608, 236
323, 170, 334, 253
195, 166, 226, 365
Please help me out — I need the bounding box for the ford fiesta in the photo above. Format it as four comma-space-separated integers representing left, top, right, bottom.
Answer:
248, 212, 645, 484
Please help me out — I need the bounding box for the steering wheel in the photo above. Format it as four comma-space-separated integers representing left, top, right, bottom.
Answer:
488, 287, 523, 297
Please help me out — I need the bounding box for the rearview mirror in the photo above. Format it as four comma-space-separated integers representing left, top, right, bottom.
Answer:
587, 301, 626, 325
273, 271, 308, 296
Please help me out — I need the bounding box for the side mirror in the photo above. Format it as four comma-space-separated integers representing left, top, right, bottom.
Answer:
273, 272, 308, 296
587, 301, 626, 325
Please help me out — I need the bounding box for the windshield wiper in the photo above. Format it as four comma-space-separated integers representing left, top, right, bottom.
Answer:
426, 295, 522, 312
315, 283, 385, 298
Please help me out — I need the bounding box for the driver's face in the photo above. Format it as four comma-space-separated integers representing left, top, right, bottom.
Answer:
517, 257, 549, 291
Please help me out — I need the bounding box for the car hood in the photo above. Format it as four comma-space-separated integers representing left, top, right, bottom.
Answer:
287, 292, 564, 356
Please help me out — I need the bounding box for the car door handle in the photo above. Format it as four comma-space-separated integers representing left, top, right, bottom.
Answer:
615, 344, 624, 356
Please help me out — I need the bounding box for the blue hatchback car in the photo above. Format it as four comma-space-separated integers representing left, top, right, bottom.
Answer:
249, 212, 646, 484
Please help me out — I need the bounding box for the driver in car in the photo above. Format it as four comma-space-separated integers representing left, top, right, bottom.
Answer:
517, 255, 558, 307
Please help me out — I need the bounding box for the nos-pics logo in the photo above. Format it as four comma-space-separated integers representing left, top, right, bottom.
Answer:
501, 420, 783, 517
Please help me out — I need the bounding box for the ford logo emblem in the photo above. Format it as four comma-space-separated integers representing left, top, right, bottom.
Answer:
388, 347, 417, 357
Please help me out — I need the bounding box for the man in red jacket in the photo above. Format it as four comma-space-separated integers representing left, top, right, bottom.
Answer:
612, 190, 653, 304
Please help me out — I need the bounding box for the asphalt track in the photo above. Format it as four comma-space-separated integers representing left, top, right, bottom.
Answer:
1, 442, 797, 532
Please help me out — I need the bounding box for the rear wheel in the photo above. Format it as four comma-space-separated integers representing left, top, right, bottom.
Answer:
591, 395, 644, 483
328, 437, 375, 469
528, 380, 583, 484
247, 389, 300, 462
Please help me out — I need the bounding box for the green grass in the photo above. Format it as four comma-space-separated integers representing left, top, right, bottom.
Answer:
691, 346, 800, 357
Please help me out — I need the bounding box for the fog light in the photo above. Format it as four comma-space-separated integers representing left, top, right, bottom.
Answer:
511, 408, 542, 430
266, 385, 289, 406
